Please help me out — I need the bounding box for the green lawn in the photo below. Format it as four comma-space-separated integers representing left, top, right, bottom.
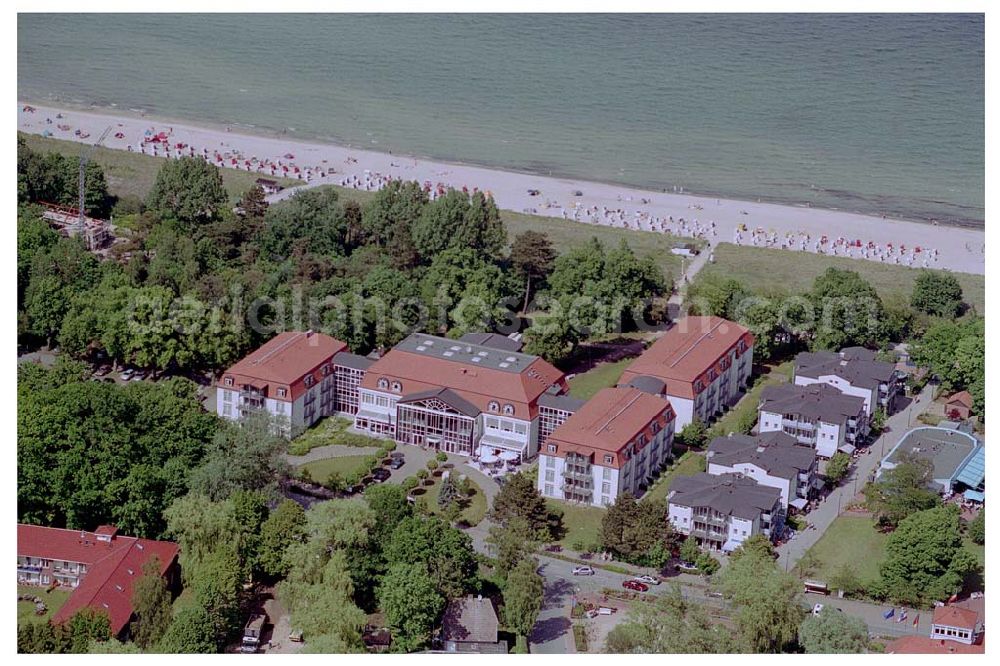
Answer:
18, 584, 71, 627
548, 500, 606, 550
699, 242, 985, 313
288, 417, 387, 456
641, 451, 707, 503
706, 361, 792, 440
568, 359, 632, 401
424, 476, 489, 526
20, 132, 302, 204
298, 454, 374, 483
795, 515, 889, 583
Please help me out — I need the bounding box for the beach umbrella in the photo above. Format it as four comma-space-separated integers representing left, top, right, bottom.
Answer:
480, 452, 499, 464
499, 451, 519, 462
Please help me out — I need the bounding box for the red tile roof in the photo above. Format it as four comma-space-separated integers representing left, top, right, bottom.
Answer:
360, 349, 566, 421
619, 316, 753, 399
546, 387, 674, 468
18, 524, 179, 636
222, 331, 347, 402
885, 636, 984, 654
946, 391, 974, 409
933, 605, 980, 630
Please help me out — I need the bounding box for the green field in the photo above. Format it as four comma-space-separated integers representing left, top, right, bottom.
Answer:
641, 451, 707, 503
568, 359, 632, 401
298, 454, 374, 483
706, 361, 792, 440
699, 243, 985, 313
288, 417, 387, 456
424, 476, 489, 526
795, 515, 889, 583
548, 500, 606, 550
19, 132, 302, 204
17, 584, 71, 627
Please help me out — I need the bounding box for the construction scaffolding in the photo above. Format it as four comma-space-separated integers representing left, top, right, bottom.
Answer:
41, 202, 112, 251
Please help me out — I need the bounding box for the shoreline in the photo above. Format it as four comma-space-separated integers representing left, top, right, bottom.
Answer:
17, 100, 986, 276
19, 95, 985, 231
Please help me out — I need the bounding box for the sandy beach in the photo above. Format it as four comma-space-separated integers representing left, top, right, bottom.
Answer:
17, 102, 985, 276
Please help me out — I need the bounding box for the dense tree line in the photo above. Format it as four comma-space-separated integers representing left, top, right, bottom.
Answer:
17, 135, 112, 217
18, 155, 668, 371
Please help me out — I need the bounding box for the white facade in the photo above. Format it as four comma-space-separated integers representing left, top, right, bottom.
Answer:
667, 344, 753, 430
537, 421, 674, 507
216, 377, 333, 437
667, 502, 771, 551
758, 409, 848, 459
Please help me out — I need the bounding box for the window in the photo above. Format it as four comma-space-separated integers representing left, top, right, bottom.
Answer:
377, 377, 389, 390
502, 403, 515, 415
224, 376, 233, 386
544, 484, 554, 496
276, 402, 286, 414
603, 467, 612, 480
547, 444, 557, 453
488, 401, 500, 413
277, 387, 287, 398
223, 390, 232, 403
322, 364, 331, 376
603, 454, 614, 465
545, 470, 555, 482
602, 482, 611, 494
546, 456, 555, 468
304, 374, 314, 388
223, 404, 232, 416
651, 419, 660, 435
391, 381, 402, 393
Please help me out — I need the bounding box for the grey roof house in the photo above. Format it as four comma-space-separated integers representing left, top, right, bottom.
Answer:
793, 347, 901, 417
758, 383, 867, 458
707, 432, 820, 510
440, 595, 507, 654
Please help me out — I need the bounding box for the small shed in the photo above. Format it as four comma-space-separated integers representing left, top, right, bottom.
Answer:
945, 391, 974, 420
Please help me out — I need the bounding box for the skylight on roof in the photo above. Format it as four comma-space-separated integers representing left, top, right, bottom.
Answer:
443, 351, 454, 357
477, 351, 488, 357
505, 356, 516, 362
471, 357, 482, 363
499, 362, 510, 368
450, 345, 461, 351
416, 345, 427, 351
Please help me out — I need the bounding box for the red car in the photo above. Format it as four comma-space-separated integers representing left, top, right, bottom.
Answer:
622, 580, 649, 592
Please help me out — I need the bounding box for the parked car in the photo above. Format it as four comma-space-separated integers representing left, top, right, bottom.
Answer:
120, 368, 136, 381
545, 544, 563, 553
93, 365, 111, 377
622, 580, 649, 592
371, 468, 392, 482
389, 457, 405, 469
527, 188, 541, 196
572, 566, 595, 576
130, 370, 146, 381
632, 575, 660, 586
102, 377, 117, 384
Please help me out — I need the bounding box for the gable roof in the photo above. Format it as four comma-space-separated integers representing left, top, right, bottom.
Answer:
18, 524, 178, 636
886, 636, 984, 654
707, 432, 817, 479
669, 473, 781, 520
458, 332, 523, 352
547, 387, 674, 461
946, 391, 974, 408
620, 316, 753, 399
440, 596, 499, 644
398, 387, 481, 418
759, 383, 865, 423
933, 605, 980, 630
223, 331, 347, 401
794, 348, 895, 390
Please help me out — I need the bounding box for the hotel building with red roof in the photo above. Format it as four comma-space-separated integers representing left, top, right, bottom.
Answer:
217, 330, 373, 437
17, 524, 179, 639
536, 386, 676, 506
618, 316, 754, 430
353, 333, 570, 458
886, 600, 985, 653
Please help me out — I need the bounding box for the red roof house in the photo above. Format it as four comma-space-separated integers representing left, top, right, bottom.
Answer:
944, 391, 974, 420
17, 524, 180, 638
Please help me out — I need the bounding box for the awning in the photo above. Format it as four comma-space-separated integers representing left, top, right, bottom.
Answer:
480, 433, 527, 454
721, 539, 741, 553
963, 489, 985, 503
355, 409, 386, 422
838, 444, 856, 455
499, 451, 520, 462
789, 497, 809, 510
480, 453, 499, 464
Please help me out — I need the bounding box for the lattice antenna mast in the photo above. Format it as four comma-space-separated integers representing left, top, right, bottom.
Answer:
77, 126, 112, 232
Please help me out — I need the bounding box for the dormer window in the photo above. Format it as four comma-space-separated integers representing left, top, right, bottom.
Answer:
321, 364, 331, 376
378, 378, 389, 390
547, 444, 556, 453
502, 403, 515, 415
277, 388, 287, 398
391, 381, 402, 393
488, 401, 499, 413
304, 374, 315, 388
603, 454, 614, 465
224, 376, 233, 387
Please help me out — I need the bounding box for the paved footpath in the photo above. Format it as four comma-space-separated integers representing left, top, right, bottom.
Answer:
775, 384, 935, 571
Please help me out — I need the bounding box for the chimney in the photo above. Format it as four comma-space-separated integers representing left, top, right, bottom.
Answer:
477, 594, 483, 602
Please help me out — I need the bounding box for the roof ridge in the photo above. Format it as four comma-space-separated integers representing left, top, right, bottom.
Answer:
592, 390, 644, 435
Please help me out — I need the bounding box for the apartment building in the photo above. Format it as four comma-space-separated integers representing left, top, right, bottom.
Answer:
667, 473, 784, 552
537, 390, 586, 448
758, 383, 867, 458
618, 316, 754, 429
354, 333, 568, 459
793, 347, 900, 419
17, 524, 179, 639
537, 386, 676, 507
706, 432, 820, 510
217, 331, 352, 436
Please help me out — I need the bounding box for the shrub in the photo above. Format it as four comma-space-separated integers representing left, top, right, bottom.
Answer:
436, 452, 448, 463
401, 476, 419, 491
416, 468, 429, 480
426, 460, 438, 471
324, 471, 344, 492
695, 553, 720, 576
298, 466, 313, 484
381, 440, 397, 452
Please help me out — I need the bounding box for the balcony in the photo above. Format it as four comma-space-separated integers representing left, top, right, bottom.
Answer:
692, 512, 728, 527
690, 525, 727, 541
784, 419, 814, 430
